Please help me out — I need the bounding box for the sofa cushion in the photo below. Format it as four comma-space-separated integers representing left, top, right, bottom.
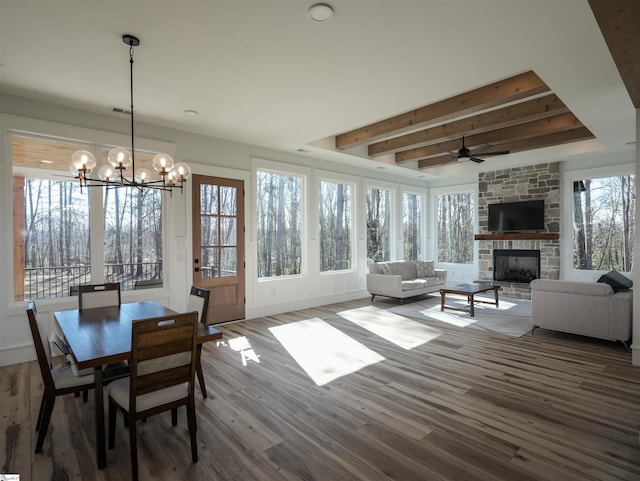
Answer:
389, 261, 417, 280
416, 260, 435, 277
401, 279, 428, 291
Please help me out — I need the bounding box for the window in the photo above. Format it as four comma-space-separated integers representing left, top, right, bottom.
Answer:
319, 179, 353, 271
403, 192, 422, 261
199, 183, 239, 278
573, 174, 635, 272
256, 170, 302, 278
366, 187, 391, 262
436, 191, 474, 264
12, 134, 165, 300
16, 176, 91, 301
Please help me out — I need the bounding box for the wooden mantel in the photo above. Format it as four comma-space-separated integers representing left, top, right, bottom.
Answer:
474, 233, 559, 240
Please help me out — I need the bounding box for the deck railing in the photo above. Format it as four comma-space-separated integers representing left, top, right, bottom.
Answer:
24, 262, 163, 300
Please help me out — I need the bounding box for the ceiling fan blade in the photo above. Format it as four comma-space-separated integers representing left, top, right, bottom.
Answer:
469, 156, 485, 164
470, 143, 493, 155
476, 150, 510, 157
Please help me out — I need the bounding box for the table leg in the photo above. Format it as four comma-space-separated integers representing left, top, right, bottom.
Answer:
494, 287, 499, 308
94, 366, 106, 469
440, 290, 445, 311
469, 294, 475, 317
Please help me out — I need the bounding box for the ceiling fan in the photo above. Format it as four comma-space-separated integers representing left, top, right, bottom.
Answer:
453, 136, 510, 163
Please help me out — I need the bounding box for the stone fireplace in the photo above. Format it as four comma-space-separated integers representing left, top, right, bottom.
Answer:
476, 163, 560, 299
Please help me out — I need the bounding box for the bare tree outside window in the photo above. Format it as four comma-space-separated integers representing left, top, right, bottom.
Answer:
319, 180, 352, 271
403, 192, 422, 260
573, 174, 635, 272
17, 177, 91, 300
257, 170, 302, 278
103, 186, 163, 287
436, 192, 474, 264
366, 187, 391, 262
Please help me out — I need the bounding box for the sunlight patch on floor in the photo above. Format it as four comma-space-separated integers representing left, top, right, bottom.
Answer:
337, 306, 443, 349
218, 336, 261, 366
269, 318, 385, 386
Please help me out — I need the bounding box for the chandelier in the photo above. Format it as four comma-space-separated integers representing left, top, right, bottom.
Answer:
69, 34, 190, 193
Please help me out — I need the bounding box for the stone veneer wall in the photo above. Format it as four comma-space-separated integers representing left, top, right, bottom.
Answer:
477, 163, 561, 299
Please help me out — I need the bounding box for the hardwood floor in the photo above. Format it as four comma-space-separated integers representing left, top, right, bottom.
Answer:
2, 296, 640, 480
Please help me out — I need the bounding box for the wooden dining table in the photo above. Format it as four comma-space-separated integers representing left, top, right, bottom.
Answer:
54, 301, 222, 470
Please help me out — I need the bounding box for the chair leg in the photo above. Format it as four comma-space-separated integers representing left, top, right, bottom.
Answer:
35, 394, 55, 453
171, 408, 178, 427
108, 398, 117, 449
129, 415, 138, 481
196, 345, 207, 398
186, 402, 198, 463
35, 395, 46, 432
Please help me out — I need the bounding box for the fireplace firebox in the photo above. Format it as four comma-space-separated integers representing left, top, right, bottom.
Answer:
493, 249, 540, 284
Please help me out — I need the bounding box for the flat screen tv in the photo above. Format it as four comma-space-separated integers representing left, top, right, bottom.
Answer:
488, 200, 545, 232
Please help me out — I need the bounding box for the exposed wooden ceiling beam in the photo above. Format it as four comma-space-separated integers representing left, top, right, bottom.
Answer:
368, 93, 569, 157
335, 71, 550, 150
397, 113, 589, 163
588, 0, 640, 108
417, 127, 595, 169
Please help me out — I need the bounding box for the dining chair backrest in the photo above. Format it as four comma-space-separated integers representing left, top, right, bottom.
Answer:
79, 283, 121, 310
26, 301, 54, 390
129, 312, 198, 404
186, 286, 210, 324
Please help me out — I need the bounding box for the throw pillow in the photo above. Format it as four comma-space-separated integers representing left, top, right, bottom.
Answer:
597, 270, 633, 292
416, 260, 435, 277
380, 262, 392, 275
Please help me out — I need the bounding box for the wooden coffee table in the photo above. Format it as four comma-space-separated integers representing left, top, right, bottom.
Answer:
439, 283, 500, 317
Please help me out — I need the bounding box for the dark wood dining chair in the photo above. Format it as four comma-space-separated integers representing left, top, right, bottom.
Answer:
78, 282, 121, 310
107, 311, 199, 481
187, 286, 211, 397
26, 301, 95, 454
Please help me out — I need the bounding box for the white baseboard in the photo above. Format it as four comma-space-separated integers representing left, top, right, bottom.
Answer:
245, 290, 368, 321
0, 343, 35, 367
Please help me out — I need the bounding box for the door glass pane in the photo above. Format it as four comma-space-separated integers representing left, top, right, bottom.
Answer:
220, 218, 237, 245
220, 186, 237, 215
201, 247, 219, 278
221, 247, 237, 277
201, 216, 218, 246
200, 185, 218, 215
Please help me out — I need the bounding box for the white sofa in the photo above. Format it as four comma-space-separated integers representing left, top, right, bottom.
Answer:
530, 279, 632, 349
366, 260, 447, 303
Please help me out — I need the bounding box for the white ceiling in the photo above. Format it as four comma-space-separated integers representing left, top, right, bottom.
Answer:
0, 0, 635, 179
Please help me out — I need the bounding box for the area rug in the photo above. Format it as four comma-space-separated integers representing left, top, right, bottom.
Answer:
388, 294, 532, 337
269, 318, 385, 386
336, 306, 444, 349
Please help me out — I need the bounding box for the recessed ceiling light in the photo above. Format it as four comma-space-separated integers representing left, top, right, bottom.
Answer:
183, 110, 199, 117
308, 3, 334, 22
